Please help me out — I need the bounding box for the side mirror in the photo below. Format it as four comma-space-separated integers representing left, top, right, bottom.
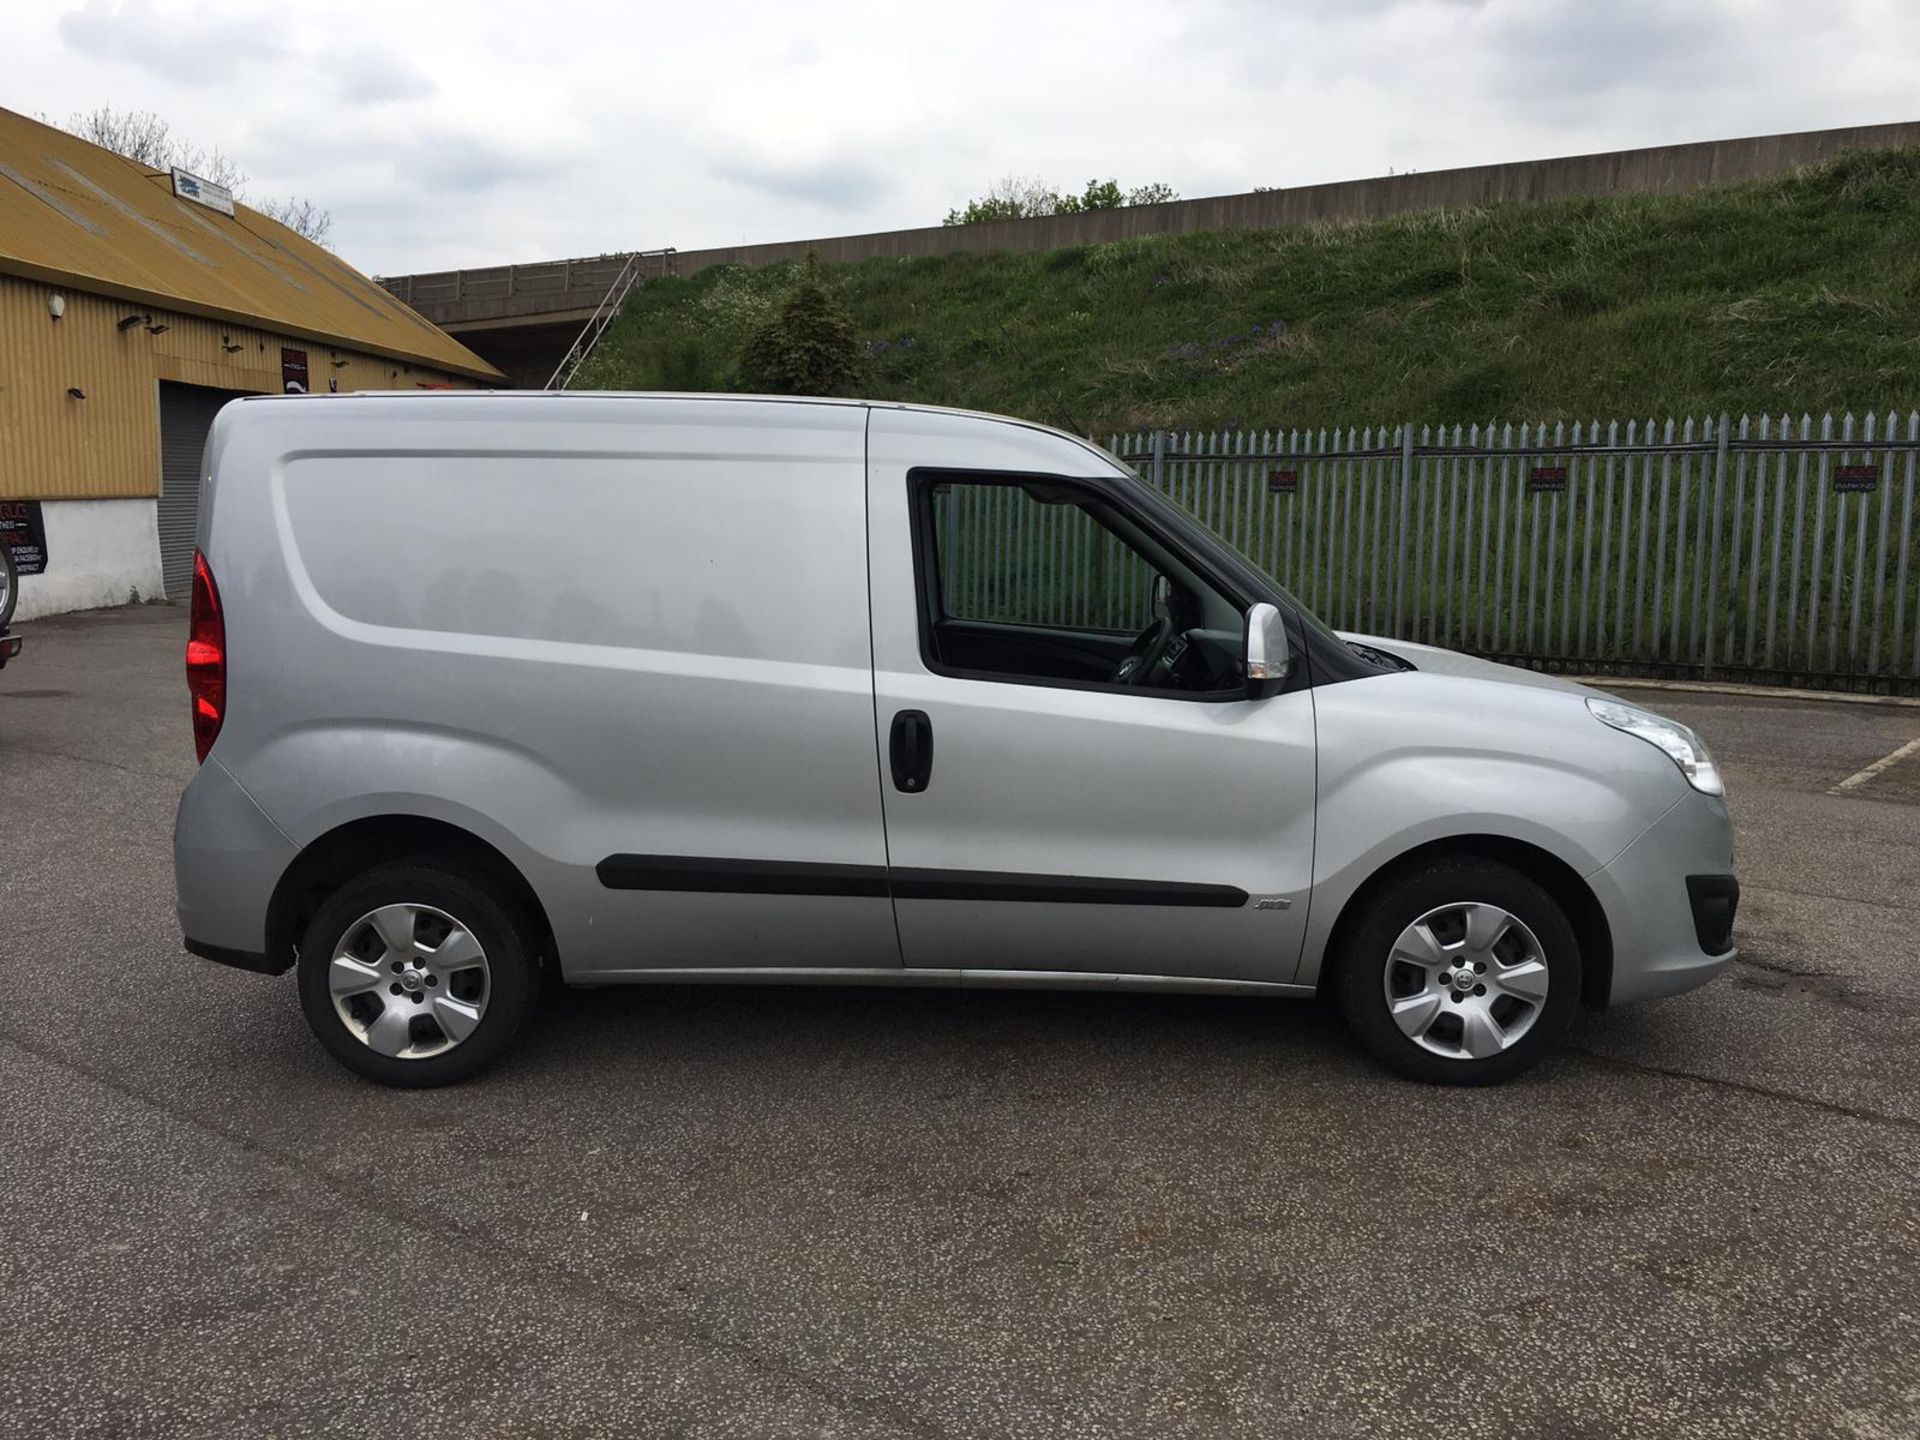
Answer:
1244, 602, 1290, 698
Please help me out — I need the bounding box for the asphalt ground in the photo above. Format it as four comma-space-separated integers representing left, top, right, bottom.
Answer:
3, 603, 1918, 1439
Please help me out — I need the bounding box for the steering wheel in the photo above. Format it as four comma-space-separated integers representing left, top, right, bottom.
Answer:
1110, 615, 1178, 687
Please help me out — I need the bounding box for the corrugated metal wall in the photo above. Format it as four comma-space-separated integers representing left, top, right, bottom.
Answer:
0, 274, 480, 501
0, 278, 156, 499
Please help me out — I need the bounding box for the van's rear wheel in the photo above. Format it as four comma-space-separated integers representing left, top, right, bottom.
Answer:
296, 863, 540, 1087
1336, 858, 1580, 1085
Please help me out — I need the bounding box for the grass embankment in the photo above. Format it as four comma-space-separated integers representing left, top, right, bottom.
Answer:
574, 150, 1920, 433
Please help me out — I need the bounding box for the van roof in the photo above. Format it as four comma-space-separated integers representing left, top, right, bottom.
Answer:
226, 390, 1127, 467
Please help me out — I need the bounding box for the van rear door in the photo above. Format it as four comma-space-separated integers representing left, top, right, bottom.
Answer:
238, 395, 900, 980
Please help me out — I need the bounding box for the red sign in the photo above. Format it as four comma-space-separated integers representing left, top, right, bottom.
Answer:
1528, 466, 1568, 493
1268, 469, 1299, 494
281, 348, 309, 394
1834, 464, 1879, 493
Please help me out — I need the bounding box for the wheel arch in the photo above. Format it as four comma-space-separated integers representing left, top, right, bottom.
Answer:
1314, 834, 1614, 1009
265, 815, 556, 975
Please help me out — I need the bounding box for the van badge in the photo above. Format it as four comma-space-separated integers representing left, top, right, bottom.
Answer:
1253, 897, 1292, 911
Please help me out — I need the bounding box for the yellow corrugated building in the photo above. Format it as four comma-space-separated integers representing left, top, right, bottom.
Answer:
0, 105, 501, 617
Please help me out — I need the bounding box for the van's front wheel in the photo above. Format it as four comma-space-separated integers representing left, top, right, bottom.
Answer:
1337, 858, 1580, 1085
296, 863, 541, 1087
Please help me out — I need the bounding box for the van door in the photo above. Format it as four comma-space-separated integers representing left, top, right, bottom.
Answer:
865, 409, 1317, 985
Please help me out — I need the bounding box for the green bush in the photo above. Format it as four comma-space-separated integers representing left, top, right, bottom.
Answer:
735, 255, 866, 397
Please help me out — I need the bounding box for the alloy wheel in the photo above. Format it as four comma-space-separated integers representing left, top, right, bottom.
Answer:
327, 903, 491, 1060
1381, 901, 1550, 1061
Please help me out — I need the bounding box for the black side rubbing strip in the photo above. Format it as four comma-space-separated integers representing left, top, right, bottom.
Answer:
595, 857, 1249, 908
892, 869, 1247, 907
596, 855, 890, 897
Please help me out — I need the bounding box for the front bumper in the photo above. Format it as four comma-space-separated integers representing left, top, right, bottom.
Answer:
0, 630, 20, 668
1589, 790, 1738, 1005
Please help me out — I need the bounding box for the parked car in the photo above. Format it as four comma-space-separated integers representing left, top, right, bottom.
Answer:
174, 393, 1737, 1087
0, 543, 21, 669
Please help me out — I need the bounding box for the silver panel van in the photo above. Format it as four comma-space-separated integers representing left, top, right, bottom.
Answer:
173, 393, 1737, 1086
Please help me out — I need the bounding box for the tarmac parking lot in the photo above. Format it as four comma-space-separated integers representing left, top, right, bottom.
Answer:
4, 603, 1919, 1439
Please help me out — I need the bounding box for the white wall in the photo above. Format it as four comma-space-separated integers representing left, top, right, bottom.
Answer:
12, 498, 165, 621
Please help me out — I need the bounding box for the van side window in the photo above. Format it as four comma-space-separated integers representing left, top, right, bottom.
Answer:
931, 480, 1153, 632
913, 475, 1246, 696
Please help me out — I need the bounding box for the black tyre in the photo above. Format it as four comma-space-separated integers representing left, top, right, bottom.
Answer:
1336, 858, 1581, 1085
0, 543, 16, 630
296, 863, 542, 1087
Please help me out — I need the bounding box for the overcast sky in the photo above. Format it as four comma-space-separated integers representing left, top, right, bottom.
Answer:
6, 0, 1918, 277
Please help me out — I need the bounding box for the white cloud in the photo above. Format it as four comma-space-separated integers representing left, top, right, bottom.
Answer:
710, 152, 894, 212
58, 0, 288, 77
321, 47, 438, 105
6, 0, 1916, 277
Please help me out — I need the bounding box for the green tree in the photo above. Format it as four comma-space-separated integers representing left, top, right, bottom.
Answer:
1055, 179, 1124, 214
943, 175, 1059, 225
736, 254, 866, 397
944, 176, 1179, 224
943, 195, 1028, 224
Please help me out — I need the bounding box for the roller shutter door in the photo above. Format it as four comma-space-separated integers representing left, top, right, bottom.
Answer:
157, 383, 249, 598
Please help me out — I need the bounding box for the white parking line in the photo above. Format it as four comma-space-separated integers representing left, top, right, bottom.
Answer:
1829, 736, 1920, 795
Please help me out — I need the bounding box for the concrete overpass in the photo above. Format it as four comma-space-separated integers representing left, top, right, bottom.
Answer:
380, 120, 1920, 388
378, 249, 678, 386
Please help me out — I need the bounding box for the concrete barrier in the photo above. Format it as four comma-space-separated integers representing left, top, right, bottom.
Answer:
662, 122, 1920, 277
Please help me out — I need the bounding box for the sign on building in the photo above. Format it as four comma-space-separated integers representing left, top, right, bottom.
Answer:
0, 500, 49, 576
171, 167, 235, 217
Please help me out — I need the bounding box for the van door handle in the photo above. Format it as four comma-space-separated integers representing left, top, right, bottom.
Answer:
889, 710, 933, 793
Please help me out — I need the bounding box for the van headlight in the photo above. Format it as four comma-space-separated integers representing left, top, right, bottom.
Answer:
1587, 698, 1723, 795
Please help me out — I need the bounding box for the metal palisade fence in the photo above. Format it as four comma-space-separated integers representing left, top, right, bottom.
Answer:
1105, 414, 1920, 693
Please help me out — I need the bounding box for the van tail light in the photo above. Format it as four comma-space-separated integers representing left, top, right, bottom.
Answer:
186, 549, 226, 763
